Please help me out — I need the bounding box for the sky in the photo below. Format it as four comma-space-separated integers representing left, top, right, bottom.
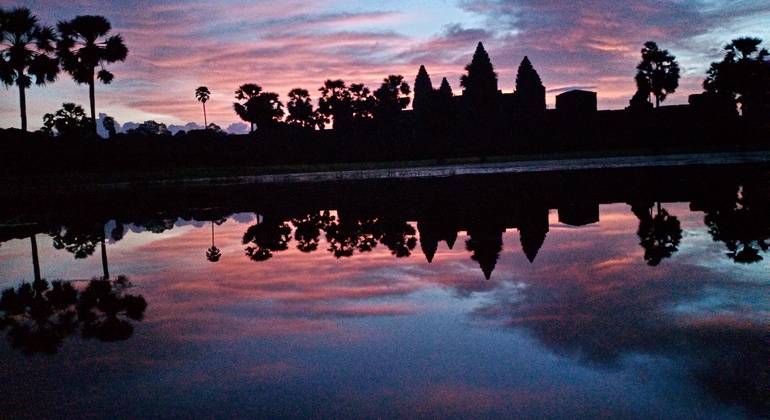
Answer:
2, 0, 769, 133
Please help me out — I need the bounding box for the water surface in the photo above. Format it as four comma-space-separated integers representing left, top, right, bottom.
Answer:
1, 165, 768, 418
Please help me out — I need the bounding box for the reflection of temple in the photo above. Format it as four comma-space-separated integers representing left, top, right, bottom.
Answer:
1, 163, 769, 279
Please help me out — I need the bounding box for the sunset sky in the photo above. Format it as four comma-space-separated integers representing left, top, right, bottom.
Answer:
2, 0, 769, 133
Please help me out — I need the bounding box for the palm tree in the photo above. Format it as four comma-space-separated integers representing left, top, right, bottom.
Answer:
57, 15, 128, 135
636, 41, 680, 107
704, 37, 770, 117
234, 83, 283, 133
195, 86, 210, 128
0, 7, 59, 131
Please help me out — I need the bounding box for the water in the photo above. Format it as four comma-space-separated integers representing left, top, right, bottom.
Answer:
1, 164, 768, 418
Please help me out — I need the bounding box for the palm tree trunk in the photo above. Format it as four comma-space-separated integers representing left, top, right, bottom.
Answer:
89, 73, 97, 136
203, 102, 208, 128
19, 83, 27, 132
30, 235, 41, 282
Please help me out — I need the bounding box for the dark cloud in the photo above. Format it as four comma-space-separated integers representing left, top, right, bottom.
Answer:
472, 257, 769, 415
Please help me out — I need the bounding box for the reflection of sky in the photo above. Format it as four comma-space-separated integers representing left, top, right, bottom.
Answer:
0, 203, 767, 417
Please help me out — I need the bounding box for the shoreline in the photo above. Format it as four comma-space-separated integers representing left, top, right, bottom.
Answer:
3, 150, 769, 197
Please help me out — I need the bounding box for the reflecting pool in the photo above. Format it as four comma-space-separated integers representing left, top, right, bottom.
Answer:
1, 164, 768, 418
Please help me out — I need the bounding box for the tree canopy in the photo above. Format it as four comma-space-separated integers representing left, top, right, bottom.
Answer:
0, 7, 59, 131
41, 102, 89, 137
195, 86, 210, 127
57, 15, 128, 134
234, 83, 284, 133
704, 37, 770, 117
374, 74, 410, 124
635, 41, 680, 107
318, 79, 353, 130
286, 88, 317, 129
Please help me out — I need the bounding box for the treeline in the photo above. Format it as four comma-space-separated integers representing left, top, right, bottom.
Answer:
2, 6, 769, 173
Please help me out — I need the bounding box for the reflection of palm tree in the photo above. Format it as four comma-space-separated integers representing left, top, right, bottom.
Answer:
50, 222, 112, 279
0, 278, 79, 355
50, 224, 100, 259
0, 277, 147, 352
78, 276, 147, 342
206, 221, 221, 262
242, 218, 292, 261
100, 233, 109, 280
704, 188, 769, 264
30, 234, 41, 282
292, 212, 334, 253
376, 218, 418, 258
324, 217, 379, 258
635, 203, 682, 266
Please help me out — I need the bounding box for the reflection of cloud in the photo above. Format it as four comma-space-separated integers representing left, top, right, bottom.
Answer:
470, 204, 769, 415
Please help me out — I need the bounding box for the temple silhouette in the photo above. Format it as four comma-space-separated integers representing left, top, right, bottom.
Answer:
2, 41, 767, 175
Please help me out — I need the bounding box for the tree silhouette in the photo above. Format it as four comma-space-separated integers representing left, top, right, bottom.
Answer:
195, 86, 210, 128
128, 120, 168, 136
324, 217, 379, 258
704, 37, 770, 117
57, 15, 128, 135
350, 83, 376, 125
374, 75, 410, 127
41, 102, 90, 137
102, 114, 117, 138
50, 224, 100, 259
50, 222, 112, 279
636, 41, 680, 108
515, 56, 546, 112
460, 42, 498, 103
318, 79, 353, 131
234, 83, 284, 133
0, 7, 59, 131
375, 218, 418, 258
286, 88, 317, 129
635, 203, 683, 266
